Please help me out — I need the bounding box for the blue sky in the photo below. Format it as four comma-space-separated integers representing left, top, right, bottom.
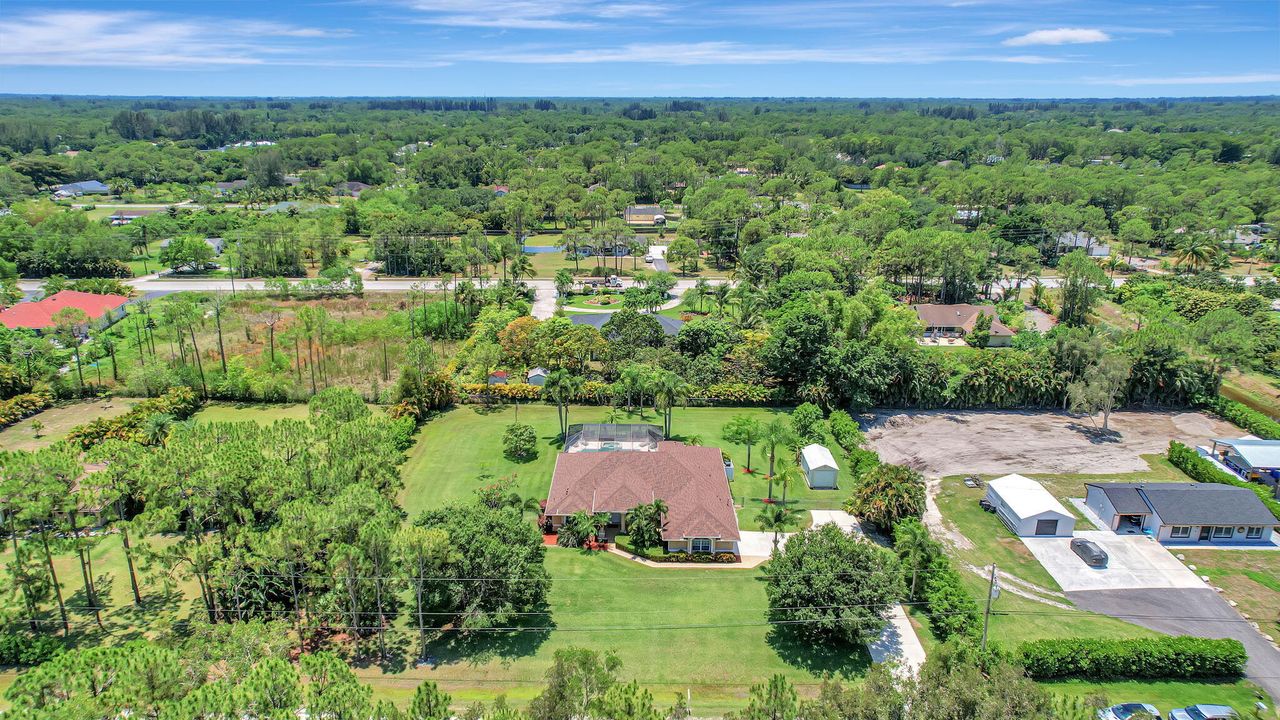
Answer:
0, 0, 1277, 97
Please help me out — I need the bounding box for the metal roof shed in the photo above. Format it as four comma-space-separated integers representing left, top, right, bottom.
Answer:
799, 444, 839, 489
984, 474, 1076, 537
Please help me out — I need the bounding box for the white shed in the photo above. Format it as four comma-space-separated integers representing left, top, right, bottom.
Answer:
984, 474, 1075, 537
800, 444, 839, 489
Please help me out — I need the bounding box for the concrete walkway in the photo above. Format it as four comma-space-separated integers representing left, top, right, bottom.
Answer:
808, 510, 927, 676
867, 605, 928, 678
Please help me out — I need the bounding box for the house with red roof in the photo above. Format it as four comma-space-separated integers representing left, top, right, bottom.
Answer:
0, 290, 129, 334
544, 424, 740, 557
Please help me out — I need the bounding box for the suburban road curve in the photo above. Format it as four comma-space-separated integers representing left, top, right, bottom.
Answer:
17, 275, 723, 319
1069, 588, 1280, 702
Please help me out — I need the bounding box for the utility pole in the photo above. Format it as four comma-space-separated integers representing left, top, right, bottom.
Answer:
981, 563, 998, 652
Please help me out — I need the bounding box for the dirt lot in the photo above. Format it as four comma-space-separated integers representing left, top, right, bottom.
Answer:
865, 409, 1239, 477
0, 399, 134, 452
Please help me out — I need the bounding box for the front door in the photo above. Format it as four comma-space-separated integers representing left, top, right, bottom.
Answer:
1198, 526, 1212, 541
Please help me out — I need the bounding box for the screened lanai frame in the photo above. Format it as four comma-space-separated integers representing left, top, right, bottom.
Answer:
564, 423, 663, 453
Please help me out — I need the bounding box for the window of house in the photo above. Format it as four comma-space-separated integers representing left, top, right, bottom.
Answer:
692, 538, 711, 553
1212, 526, 1234, 539
1170, 526, 1191, 538
1246, 527, 1264, 539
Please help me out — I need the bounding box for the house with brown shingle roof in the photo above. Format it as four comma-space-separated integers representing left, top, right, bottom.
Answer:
913, 303, 1015, 347
545, 425, 740, 556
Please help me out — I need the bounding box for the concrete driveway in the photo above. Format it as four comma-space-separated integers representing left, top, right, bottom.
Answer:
739, 531, 785, 558
810, 509, 863, 535
1022, 531, 1204, 592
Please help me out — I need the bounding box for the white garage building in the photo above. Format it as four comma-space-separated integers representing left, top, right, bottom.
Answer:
984, 474, 1076, 537
800, 444, 839, 489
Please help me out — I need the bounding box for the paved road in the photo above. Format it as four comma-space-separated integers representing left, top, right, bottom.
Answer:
16, 275, 726, 320
1068, 588, 1280, 701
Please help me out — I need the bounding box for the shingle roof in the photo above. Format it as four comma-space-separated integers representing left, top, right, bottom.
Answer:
1086, 482, 1278, 526
912, 304, 1015, 337
1095, 485, 1152, 514
546, 441, 740, 542
0, 290, 129, 331
56, 180, 109, 194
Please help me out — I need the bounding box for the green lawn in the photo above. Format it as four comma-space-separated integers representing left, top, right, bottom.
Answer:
0, 535, 861, 714
563, 291, 625, 309
194, 402, 313, 423
1048, 679, 1274, 718
354, 548, 868, 713
400, 404, 850, 527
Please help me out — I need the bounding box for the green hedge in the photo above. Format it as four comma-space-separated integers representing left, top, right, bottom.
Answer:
65, 387, 202, 449
1202, 394, 1280, 440
1168, 441, 1280, 520
0, 631, 64, 666
1018, 637, 1247, 680
0, 391, 54, 430
919, 556, 981, 642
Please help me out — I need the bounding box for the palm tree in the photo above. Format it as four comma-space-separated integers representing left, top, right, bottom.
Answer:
1172, 233, 1217, 273
651, 371, 690, 439
894, 520, 933, 599
773, 460, 803, 507
543, 369, 584, 446
755, 504, 800, 550
689, 277, 711, 313
143, 413, 175, 446
617, 365, 648, 414
563, 510, 610, 548
712, 283, 731, 317
505, 494, 543, 521
761, 416, 795, 501
510, 253, 536, 283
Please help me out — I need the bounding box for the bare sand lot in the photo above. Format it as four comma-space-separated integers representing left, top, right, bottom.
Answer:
864, 409, 1239, 477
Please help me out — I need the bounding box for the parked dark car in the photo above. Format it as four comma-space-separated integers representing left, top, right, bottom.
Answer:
978, 498, 995, 513
1098, 702, 1162, 720
1070, 538, 1109, 567
1169, 705, 1237, 720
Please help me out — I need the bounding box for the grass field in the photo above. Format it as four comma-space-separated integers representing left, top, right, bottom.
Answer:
0, 399, 135, 451
193, 402, 314, 424
0, 531, 861, 714
1178, 549, 1280, 638
1221, 370, 1280, 421
399, 404, 851, 527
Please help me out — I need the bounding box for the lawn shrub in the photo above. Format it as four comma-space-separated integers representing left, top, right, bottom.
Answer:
0, 390, 54, 429
657, 551, 738, 563
503, 421, 538, 460
893, 518, 980, 642
1168, 441, 1280, 520
0, 363, 30, 400
1202, 394, 1280, 440
919, 557, 981, 641
461, 382, 542, 401
65, 386, 201, 448
0, 631, 63, 665
1018, 637, 1247, 680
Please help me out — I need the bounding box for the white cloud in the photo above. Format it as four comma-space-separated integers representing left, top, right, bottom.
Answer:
1003, 28, 1111, 46
449, 41, 1064, 65
0, 11, 355, 68
399, 0, 669, 30
1087, 73, 1280, 87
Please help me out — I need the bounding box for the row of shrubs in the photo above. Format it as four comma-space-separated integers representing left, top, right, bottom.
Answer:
0, 391, 54, 430
656, 551, 739, 564
1168, 441, 1280, 520
893, 519, 981, 643
1018, 636, 1247, 680
459, 380, 786, 406
1202, 394, 1280, 440
0, 631, 64, 666
65, 387, 202, 449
